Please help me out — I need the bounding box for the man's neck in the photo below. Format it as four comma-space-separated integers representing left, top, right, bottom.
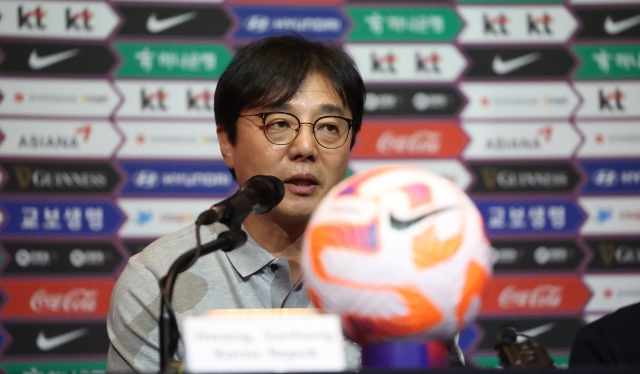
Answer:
242, 213, 308, 284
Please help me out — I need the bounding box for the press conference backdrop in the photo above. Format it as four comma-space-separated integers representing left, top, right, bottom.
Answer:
0, 0, 639, 372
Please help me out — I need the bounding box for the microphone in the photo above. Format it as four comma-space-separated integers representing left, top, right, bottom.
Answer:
196, 175, 285, 226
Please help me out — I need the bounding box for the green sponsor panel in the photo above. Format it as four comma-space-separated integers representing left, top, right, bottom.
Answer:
459, 0, 563, 3
1, 361, 107, 374
474, 354, 569, 369
346, 7, 461, 41
115, 43, 233, 78
574, 45, 640, 79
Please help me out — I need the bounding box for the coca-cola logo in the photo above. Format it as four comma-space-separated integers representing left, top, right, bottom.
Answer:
498, 284, 563, 309
376, 130, 441, 155
29, 288, 98, 313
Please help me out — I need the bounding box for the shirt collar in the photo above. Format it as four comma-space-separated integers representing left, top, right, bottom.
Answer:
207, 223, 275, 278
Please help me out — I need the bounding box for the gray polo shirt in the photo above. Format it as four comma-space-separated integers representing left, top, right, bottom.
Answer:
107, 222, 311, 372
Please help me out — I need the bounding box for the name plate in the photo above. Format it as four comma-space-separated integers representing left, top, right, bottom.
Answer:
183, 309, 347, 373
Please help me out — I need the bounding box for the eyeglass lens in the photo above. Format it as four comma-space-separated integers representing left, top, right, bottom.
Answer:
262, 112, 349, 148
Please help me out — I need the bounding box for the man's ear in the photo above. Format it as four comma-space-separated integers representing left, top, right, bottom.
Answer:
216, 126, 235, 170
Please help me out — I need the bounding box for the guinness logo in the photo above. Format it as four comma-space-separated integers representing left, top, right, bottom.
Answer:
598, 243, 617, 266
480, 167, 498, 190
15, 165, 32, 189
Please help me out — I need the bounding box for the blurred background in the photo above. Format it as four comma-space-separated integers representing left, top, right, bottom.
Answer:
0, 0, 639, 372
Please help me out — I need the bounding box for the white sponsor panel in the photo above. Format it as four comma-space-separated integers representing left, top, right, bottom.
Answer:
0, 1, 119, 40
584, 274, 640, 313
346, 44, 466, 83
457, 6, 577, 44
349, 159, 471, 191
461, 82, 579, 119
0, 78, 120, 117
116, 80, 217, 119
463, 122, 579, 159
577, 121, 640, 158
574, 81, 640, 118
118, 198, 219, 238
0, 120, 121, 158
580, 197, 640, 235
116, 122, 222, 159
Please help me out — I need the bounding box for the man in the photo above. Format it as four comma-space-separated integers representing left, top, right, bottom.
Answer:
107, 35, 365, 372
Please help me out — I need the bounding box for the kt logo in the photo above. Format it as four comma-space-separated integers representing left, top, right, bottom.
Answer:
141, 89, 168, 111
599, 88, 625, 112
528, 13, 553, 35
18, 6, 47, 30
371, 53, 396, 73
416, 52, 440, 73
484, 14, 508, 35
187, 90, 214, 111
66, 8, 94, 31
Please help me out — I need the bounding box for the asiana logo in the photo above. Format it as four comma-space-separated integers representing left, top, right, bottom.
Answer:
19, 124, 92, 149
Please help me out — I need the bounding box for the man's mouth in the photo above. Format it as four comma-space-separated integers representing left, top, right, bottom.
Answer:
283, 174, 320, 195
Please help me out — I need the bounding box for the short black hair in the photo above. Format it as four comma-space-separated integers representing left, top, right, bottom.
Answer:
214, 35, 365, 148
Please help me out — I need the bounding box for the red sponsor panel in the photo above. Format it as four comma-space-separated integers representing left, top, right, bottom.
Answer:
0, 279, 114, 318
481, 276, 590, 315
352, 121, 467, 159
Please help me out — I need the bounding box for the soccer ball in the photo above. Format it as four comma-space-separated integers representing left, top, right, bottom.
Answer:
302, 165, 491, 344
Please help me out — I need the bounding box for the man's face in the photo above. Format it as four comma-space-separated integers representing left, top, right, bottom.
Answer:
218, 73, 353, 222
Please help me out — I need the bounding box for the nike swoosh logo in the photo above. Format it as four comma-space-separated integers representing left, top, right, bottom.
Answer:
36, 328, 88, 351
604, 15, 640, 35
492, 52, 541, 75
515, 323, 554, 343
28, 49, 79, 70
146, 12, 197, 33
390, 206, 456, 230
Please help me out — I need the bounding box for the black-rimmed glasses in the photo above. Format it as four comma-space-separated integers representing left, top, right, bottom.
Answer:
240, 111, 353, 149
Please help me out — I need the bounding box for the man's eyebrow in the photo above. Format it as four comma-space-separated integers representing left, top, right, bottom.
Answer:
318, 103, 344, 116
259, 103, 345, 116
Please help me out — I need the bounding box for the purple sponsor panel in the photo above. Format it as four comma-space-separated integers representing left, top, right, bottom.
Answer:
473, 199, 584, 236
0, 200, 123, 236
580, 160, 640, 195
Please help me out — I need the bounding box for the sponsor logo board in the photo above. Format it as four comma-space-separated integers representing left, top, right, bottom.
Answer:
490, 240, 584, 272
347, 44, 466, 83
575, 82, 640, 118
115, 43, 232, 78
2, 321, 109, 356
476, 317, 583, 350
1, 361, 106, 374
120, 160, 236, 196
1, 241, 123, 275
0, 1, 119, 40
579, 197, 640, 235
586, 239, 640, 270
0, 121, 120, 159
464, 47, 574, 78
580, 160, 640, 195
349, 159, 472, 191
345, 7, 461, 41
461, 82, 579, 119
116, 5, 231, 37
0, 200, 123, 236
0, 279, 114, 317
475, 199, 584, 235
457, 6, 577, 44
474, 355, 569, 370
584, 274, 640, 313
0, 41, 116, 75
364, 86, 463, 117
469, 162, 580, 194
481, 276, 590, 314
122, 240, 153, 256
0, 78, 120, 117
118, 198, 219, 238
351, 121, 467, 159
116, 122, 222, 159
574, 45, 640, 79
116, 80, 216, 119
0, 161, 120, 194
463, 122, 579, 159
575, 8, 640, 39
234, 6, 347, 40
577, 122, 640, 158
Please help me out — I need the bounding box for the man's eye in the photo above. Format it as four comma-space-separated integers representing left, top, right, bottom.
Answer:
266, 121, 291, 130
317, 123, 339, 132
